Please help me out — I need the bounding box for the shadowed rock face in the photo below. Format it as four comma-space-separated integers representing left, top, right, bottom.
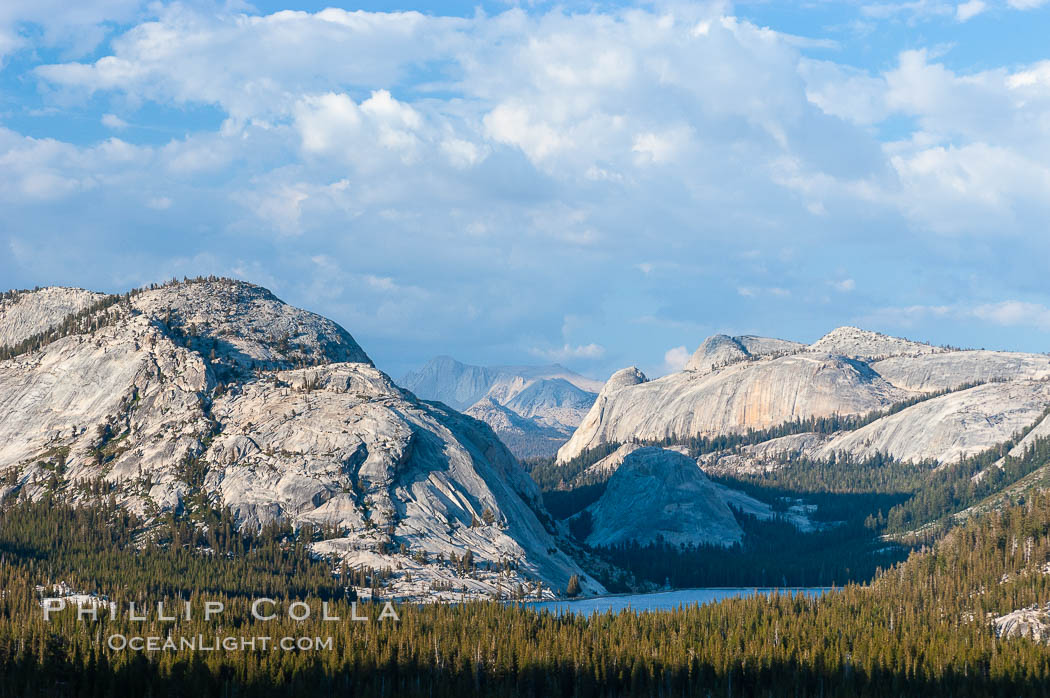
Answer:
0, 280, 599, 598
580, 447, 742, 548
505, 378, 596, 422
464, 398, 574, 460
401, 357, 600, 458
399, 357, 502, 411
575, 443, 649, 484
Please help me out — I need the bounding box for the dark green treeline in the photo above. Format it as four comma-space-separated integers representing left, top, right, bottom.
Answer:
4, 492, 1050, 696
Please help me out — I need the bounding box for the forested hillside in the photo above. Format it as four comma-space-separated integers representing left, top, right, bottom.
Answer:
4, 489, 1050, 695
526, 398, 1050, 592
0, 278, 595, 599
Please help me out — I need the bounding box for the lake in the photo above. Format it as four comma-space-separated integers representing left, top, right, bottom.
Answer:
532, 587, 830, 615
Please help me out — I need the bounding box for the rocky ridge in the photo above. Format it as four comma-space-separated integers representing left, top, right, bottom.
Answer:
401, 356, 601, 459
559, 327, 1050, 471
810, 381, 1050, 465
464, 398, 573, 461
0, 287, 107, 348
808, 326, 946, 361
871, 351, 1050, 392
130, 280, 372, 380
684, 334, 804, 373
558, 350, 908, 463
702, 381, 1050, 473
0, 279, 599, 599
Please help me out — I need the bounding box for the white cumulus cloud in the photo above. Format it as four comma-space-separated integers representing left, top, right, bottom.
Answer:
832, 279, 856, 292
101, 113, 128, 129
663, 345, 691, 372
955, 0, 987, 21
529, 343, 606, 362
4, 3, 1050, 373
972, 301, 1050, 330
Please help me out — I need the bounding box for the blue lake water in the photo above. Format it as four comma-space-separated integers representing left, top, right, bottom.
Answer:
532, 587, 830, 615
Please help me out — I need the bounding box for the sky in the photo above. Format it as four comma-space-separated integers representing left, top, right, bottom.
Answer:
2, 0, 1050, 380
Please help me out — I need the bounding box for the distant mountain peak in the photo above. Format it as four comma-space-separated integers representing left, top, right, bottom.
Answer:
602, 366, 648, 394
685, 333, 803, 373
558, 323, 1050, 470
130, 278, 372, 380
810, 326, 945, 360
0, 277, 597, 599
399, 356, 602, 458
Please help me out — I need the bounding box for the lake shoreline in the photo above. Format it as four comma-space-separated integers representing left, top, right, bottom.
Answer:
573, 585, 836, 601
530, 586, 833, 614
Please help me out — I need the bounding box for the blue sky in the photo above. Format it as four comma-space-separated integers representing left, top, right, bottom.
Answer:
2, 0, 1050, 380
